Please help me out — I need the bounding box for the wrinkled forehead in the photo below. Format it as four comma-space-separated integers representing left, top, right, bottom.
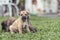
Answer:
20, 11, 27, 14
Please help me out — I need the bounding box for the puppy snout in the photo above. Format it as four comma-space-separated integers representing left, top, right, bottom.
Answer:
22, 16, 27, 22
22, 16, 26, 19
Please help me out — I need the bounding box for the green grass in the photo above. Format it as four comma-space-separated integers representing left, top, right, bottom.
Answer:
0, 16, 60, 40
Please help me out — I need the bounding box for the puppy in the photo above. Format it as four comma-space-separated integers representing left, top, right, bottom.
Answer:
1, 17, 16, 32
19, 10, 37, 33
9, 10, 30, 34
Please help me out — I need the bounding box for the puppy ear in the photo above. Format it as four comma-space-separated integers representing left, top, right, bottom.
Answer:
26, 11, 30, 15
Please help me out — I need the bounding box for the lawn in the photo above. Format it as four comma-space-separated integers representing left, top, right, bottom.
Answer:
0, 16, 60, 40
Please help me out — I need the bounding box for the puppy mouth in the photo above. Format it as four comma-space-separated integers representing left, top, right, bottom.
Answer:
22, 16, 27, 22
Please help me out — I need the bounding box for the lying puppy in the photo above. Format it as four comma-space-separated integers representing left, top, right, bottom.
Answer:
9, 10, 30, 34
1, 17, 16, 32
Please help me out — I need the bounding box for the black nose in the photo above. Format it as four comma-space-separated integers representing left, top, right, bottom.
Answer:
22, 16, 26, 19
22, 16, 26, 22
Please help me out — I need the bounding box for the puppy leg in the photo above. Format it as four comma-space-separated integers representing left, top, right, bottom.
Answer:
26, 25, 30, 32
27, 27, 30, 32
29, 26, 37, 33
28, 23, 37, 33
10, 30, 14, 34
9, 26, 14, 34
18, 25, 23, 34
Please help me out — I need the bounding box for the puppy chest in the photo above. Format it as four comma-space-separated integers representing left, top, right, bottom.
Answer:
22, 22, 28, 28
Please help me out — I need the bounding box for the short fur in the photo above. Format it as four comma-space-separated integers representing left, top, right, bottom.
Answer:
9, 16, 23, 34
1, 17, 16, 32
9, 11, 30, 34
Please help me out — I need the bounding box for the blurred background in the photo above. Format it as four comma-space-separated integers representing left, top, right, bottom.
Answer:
0, 0, 59, 17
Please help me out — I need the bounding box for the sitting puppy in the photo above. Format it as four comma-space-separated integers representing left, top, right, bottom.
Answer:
19, 10, 37, 33
1, 17, 16, 32
9, 10, 30, 34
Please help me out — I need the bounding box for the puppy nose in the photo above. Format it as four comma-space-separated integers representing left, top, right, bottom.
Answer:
22, 16, 26, 19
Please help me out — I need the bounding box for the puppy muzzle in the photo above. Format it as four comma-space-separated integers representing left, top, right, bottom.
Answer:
22, 16, 27, 22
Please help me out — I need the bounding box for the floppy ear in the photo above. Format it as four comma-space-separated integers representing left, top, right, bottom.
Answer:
26, 11, 30, 15
27, 12, 29, 15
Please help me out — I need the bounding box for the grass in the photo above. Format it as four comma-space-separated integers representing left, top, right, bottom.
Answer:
0, 16, 60, 40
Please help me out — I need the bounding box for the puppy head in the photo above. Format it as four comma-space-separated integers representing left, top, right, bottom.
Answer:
19, 11, 29, 22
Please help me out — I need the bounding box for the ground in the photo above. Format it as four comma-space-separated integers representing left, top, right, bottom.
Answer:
0, 16, 60, 40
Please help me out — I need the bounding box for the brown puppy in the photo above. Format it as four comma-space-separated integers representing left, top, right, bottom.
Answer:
1, 17, 16, 32
19, 10, 37, 33
9, 10, 30, 34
